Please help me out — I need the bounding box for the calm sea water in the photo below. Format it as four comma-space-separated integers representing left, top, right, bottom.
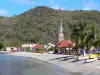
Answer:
0, 54, 69, 75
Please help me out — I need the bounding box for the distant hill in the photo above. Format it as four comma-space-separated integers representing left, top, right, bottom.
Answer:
0, 6, 100, 46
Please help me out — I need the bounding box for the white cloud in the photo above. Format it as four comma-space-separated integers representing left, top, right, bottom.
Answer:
9, 0, 35, 5
52, 4, 64, 10
83, 0, 99, 10
0, 9, 8, 15
83, 8, 90, 10
48, 0, 65, 10
52, 4, 59, 9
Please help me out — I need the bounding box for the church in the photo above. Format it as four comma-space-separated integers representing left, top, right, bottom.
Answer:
55, 20, 74, 54
56, 20, 71, 48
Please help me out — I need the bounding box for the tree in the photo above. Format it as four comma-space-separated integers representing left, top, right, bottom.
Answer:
0, 40, 5, 49
70, 22, 84, 59
91, 26, 100, 48
70, 22, 100, 59
82, 24, 100, 51
71, 22, 100, 55
71, 22, 87, 49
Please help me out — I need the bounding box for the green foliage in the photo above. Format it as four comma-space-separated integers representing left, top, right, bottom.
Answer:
48, 46, 54, 51
71, 22, 87, 48
26, 47, 31, 52
71, 22, 100, 52
37, 48, 44, 50
0, 40, 5, 49
0, 6, 100, 46
94, 40, 100, 47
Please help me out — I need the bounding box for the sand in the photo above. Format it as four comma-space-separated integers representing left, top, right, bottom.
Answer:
8, 52, 100, 75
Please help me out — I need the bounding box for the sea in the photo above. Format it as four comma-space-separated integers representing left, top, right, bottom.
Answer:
0, 54, 69, 75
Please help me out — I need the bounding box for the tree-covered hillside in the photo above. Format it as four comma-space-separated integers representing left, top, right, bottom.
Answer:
0, 6, 100, 46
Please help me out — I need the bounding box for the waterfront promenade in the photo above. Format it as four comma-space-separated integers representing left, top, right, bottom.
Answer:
9, 52, 100, 75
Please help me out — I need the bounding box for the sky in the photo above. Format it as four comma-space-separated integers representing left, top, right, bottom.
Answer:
0, 0, 100, 16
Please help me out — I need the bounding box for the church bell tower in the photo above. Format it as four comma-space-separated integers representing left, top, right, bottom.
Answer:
58, 20, 64, 42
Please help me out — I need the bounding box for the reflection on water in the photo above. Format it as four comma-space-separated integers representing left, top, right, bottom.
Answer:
0, 54, 69, 75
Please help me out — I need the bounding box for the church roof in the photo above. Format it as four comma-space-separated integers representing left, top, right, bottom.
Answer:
56, 40, 71, 48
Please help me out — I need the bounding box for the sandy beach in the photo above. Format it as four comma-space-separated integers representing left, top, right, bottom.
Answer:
8, 52, 100, 75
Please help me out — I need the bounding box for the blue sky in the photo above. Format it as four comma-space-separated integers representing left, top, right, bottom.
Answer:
0, 0, 100, 16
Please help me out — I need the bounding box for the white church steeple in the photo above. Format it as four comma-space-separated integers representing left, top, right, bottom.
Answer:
58, 20, 64, 42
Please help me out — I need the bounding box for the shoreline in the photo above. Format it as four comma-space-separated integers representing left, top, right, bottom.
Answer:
8, 52, 100, 75
26, 57, 79, 75
27, 57, 82, 75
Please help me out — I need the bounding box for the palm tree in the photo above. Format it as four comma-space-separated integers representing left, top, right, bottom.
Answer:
71, 22, 85, 60
71, 22, 100, 60
91, 26, 100, 48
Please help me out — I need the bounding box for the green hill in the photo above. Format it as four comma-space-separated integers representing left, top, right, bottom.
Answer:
0, 6, 100, 46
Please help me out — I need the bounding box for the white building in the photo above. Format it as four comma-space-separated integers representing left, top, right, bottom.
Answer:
43, 43, 55, 50
6, 47, 17, 52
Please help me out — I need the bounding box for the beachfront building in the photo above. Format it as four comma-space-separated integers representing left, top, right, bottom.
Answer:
22, 43, 43, 49
21, 43, 46, 53
43, 43, 55, 50
43, 43, 55, 54
6, 47, 17, 52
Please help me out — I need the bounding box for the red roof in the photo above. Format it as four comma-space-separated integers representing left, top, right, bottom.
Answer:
34, 44, 43, 49
56, 40, 71, 48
